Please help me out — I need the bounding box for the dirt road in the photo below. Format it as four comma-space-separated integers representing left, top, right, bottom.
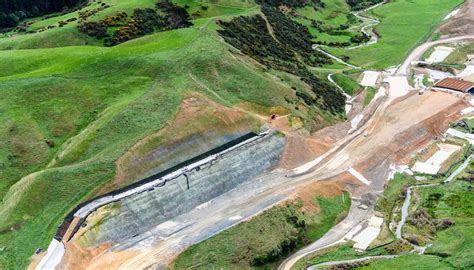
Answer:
278, 90, 465, 270
396, 35, 474, 76
66, 90, 465, 270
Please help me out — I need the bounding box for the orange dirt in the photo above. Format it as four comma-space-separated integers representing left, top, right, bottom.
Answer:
417, 143, 440, 162
58, 242, 115, 270
290, 172, 356, 213
62, 217, 81, 242
27, 253, 44, 270
354, 91, 466, 172
57, 90, 467, 270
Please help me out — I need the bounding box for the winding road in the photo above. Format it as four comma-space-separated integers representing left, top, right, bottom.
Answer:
396, 35, 474, 76
303, 152, 473, 270
36, 2, 474, 269
346, 1, 385, 50
279, 4, 474, 270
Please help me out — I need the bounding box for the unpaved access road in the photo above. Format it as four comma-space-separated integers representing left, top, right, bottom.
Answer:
67, 90, 466, 270
396, 35, 474, 76
278, 91, 465, 270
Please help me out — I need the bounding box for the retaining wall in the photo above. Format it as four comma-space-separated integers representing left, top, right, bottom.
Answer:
81, 133, 285, 245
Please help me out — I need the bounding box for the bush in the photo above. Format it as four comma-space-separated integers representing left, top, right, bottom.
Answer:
217, 7, 345, 114
78, 21, 108, 38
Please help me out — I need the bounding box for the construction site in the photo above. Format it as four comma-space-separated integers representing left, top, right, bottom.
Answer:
29, 1, 474, 270
32, 77, 471, 270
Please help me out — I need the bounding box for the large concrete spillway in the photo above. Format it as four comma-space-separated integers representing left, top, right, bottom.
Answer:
80, 131, 285, 245
37, 130, 284, 270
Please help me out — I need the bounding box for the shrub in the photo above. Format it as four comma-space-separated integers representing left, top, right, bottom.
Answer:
78, 21, 108, 38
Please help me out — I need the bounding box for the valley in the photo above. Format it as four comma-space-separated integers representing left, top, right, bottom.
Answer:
0, 0, 473, 270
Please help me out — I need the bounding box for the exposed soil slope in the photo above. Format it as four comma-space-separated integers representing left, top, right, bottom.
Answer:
439, 0, 474, 37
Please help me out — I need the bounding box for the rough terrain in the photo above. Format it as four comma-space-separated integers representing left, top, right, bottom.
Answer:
439, 0, 474, 37
57, 90, 466, 270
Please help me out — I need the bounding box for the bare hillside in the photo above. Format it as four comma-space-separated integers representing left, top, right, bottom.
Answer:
439, 0, 474, 36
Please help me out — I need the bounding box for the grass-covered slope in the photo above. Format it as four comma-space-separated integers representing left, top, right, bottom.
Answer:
359, 177, 474, 269
171, 191, 350, 269
0, 27, 293, 269
328, 0, 463, 69
0, 1, 348, 269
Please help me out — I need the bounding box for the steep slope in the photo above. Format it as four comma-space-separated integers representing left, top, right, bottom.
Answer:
0, 0, 345, 269
0, 0, 86, 29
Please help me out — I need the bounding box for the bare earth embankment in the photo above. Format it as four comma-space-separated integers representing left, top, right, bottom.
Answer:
57, 90, 467, 270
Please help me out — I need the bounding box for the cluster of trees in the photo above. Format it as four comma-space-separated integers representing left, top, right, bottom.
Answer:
0, 0, 86, 29
346, 0, 383, 10
251, 210, 305, 266
256, 0, 324, 9
106, 8, 162, 46
78, 20, 107, 38
217, 3, 345, 115
350, 33, 370, 44
217, 15, 296, 65
407, 207, 454, 245
156, 1, 192, 30
308, 14, 366, 47
78, 1, 192, 46
315, 40, 351, 47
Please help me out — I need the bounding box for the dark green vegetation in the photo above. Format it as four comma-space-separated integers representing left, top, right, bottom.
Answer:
217, 3, 346, 114
292, 173, 420, 270
376, 173, 415, 232
291, 0, 369, 46
454, 118, 474, 134
292, 240, 412, 269
408, 181, 474, 267
444, 42, 474, 67
171, 192, 351, 269
79, 1, 193, 46
346, 0, 383, 11
0, 0, 86, 29
295, 164, 474, 269
0, 0, 464, 269
360, 177, 474, 269
359, 254, 453, 269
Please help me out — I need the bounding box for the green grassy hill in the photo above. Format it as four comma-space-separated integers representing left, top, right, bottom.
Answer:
0, 0, 345, 269
327, 0, 463, 69
0, 0, 464, 269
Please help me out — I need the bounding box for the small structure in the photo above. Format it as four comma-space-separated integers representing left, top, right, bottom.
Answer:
360, 71, 381, 87
433, 78, 474, 95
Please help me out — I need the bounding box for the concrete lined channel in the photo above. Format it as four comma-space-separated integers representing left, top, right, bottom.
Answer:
37, 130, 283, 270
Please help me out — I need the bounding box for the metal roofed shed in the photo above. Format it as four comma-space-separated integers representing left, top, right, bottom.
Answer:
433, 78, 474, 94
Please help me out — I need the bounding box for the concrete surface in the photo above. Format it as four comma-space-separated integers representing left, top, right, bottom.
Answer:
397, 35, 474, 76
361, 71, 380, 87
426, 46, 455, 63
352, 216, 384, 250
80, 133, 285, 245
35, 240, 64, 270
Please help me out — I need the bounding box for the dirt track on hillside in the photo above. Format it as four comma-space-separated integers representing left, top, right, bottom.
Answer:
57, 89, 467, 270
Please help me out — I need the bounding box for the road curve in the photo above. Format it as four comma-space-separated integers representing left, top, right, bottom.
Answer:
346, 1, 386, 50
279, 30, 474, 270
278, 201, 372, 270
396, 35, 474, 76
